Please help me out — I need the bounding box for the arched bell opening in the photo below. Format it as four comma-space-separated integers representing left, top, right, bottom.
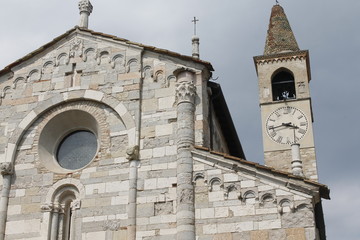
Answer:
272, 69, 296, 101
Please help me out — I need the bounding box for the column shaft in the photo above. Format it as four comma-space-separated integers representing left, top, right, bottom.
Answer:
175, 71, 196, 240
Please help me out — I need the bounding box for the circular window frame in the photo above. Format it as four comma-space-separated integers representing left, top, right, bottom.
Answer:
55, 129, 98, 170
38, 109, 100, 174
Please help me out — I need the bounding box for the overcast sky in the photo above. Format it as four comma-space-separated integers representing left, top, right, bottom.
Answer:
1, 0, 359, 239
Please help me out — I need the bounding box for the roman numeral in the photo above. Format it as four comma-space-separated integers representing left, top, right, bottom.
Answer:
270, 131, 277, 137
297, 115, 304, 120
276, 136, 283, 143
275, 112, 280, 117
300, 122, 307, 127
298, 128, 306, 135
268, 125, 274, 130
268, 119, 275, 122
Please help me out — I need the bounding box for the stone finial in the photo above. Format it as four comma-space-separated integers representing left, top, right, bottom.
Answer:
0, 162, 14, 175
192, 36, 200, 59
175, 82, 196, 104
264, 4, 300, 55
78, 0, 93, 28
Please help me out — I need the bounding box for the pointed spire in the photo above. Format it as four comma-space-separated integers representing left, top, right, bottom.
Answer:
264, 4, 300, 55
78, 0, 93, 29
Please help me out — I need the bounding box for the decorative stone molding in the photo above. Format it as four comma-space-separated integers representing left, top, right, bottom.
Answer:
0, 162, 13, 175
78, 0, 93, 14
175, 82, 196, 104
126, 145, 139, 160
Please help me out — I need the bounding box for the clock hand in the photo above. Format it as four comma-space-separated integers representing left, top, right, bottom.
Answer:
269, 122, 292, 130
282, 122, 299, 129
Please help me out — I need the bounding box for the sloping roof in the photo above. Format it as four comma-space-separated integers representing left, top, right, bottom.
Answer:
0, 26, 214, 77
193, 145, 330, 200
264, 4, 300, 55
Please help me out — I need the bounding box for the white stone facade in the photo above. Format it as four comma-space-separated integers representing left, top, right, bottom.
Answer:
0, 27, 328, 240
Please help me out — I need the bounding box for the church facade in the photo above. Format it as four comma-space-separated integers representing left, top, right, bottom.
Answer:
0, 1, 329, 240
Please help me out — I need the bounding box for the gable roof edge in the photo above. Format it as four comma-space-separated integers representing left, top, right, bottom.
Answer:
192, 146, 330, 200
0, 27, 214, 77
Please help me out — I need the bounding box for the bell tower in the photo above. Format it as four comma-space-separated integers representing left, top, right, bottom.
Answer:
254, 4, 319, 181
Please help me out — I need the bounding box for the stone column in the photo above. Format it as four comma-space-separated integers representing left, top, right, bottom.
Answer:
0, 163, 13, 240
291, 143, 304, 176
69, 200, 81, 240
126, 146, 139, 240
175, 70, 196, 240
78, 0, 93, 29
50, 204, 60, 240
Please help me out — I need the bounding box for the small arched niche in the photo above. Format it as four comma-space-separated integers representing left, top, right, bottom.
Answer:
271, 68, 296, 101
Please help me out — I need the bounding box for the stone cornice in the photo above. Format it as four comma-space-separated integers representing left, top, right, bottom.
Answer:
254, 50, 309, 65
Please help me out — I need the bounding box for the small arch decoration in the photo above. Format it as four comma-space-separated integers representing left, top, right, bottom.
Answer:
42, 61, 55, 74
242, 190, 257, 204
143, 65, 153, 79
193, 172, 206, 184
83, 48, 96, 62
27, 69, 41, 82
126, 58, 138, 73
111, 54, 125, 69
277, 198, 295, 214
56, 53, 70, 66
259, 193, 276, 206
97, 51, 111, 65
208, 177, 223, 192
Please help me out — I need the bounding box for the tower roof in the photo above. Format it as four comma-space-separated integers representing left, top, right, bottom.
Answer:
264, 4, 300, 55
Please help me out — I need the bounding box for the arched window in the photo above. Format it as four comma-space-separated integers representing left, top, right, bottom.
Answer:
49, 185, 80, 240
272, 70, 296, 101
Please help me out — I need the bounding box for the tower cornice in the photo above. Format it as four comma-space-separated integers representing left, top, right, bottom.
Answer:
253, 50, 311, 81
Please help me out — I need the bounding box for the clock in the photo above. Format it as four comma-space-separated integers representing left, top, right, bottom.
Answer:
266, 106, 308, 144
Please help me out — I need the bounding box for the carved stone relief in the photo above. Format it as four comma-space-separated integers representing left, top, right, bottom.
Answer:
0, 162, 14, 175
70, 38, 84, 58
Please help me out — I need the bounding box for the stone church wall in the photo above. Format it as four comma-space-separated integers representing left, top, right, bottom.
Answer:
192, 159, 318, 240
0, 32, 213, 239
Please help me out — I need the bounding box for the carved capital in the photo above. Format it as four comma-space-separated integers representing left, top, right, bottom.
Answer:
41, 203, 53, 212
0, 162, 14, 175
175, 82, 196, 104
126, 145, 139, 161
78, 0, 93, 14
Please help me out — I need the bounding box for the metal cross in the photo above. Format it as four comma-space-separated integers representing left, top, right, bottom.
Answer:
192, 17, 199, 35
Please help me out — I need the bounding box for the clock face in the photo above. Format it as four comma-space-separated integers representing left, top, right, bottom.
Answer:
266, 106, 308, 144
